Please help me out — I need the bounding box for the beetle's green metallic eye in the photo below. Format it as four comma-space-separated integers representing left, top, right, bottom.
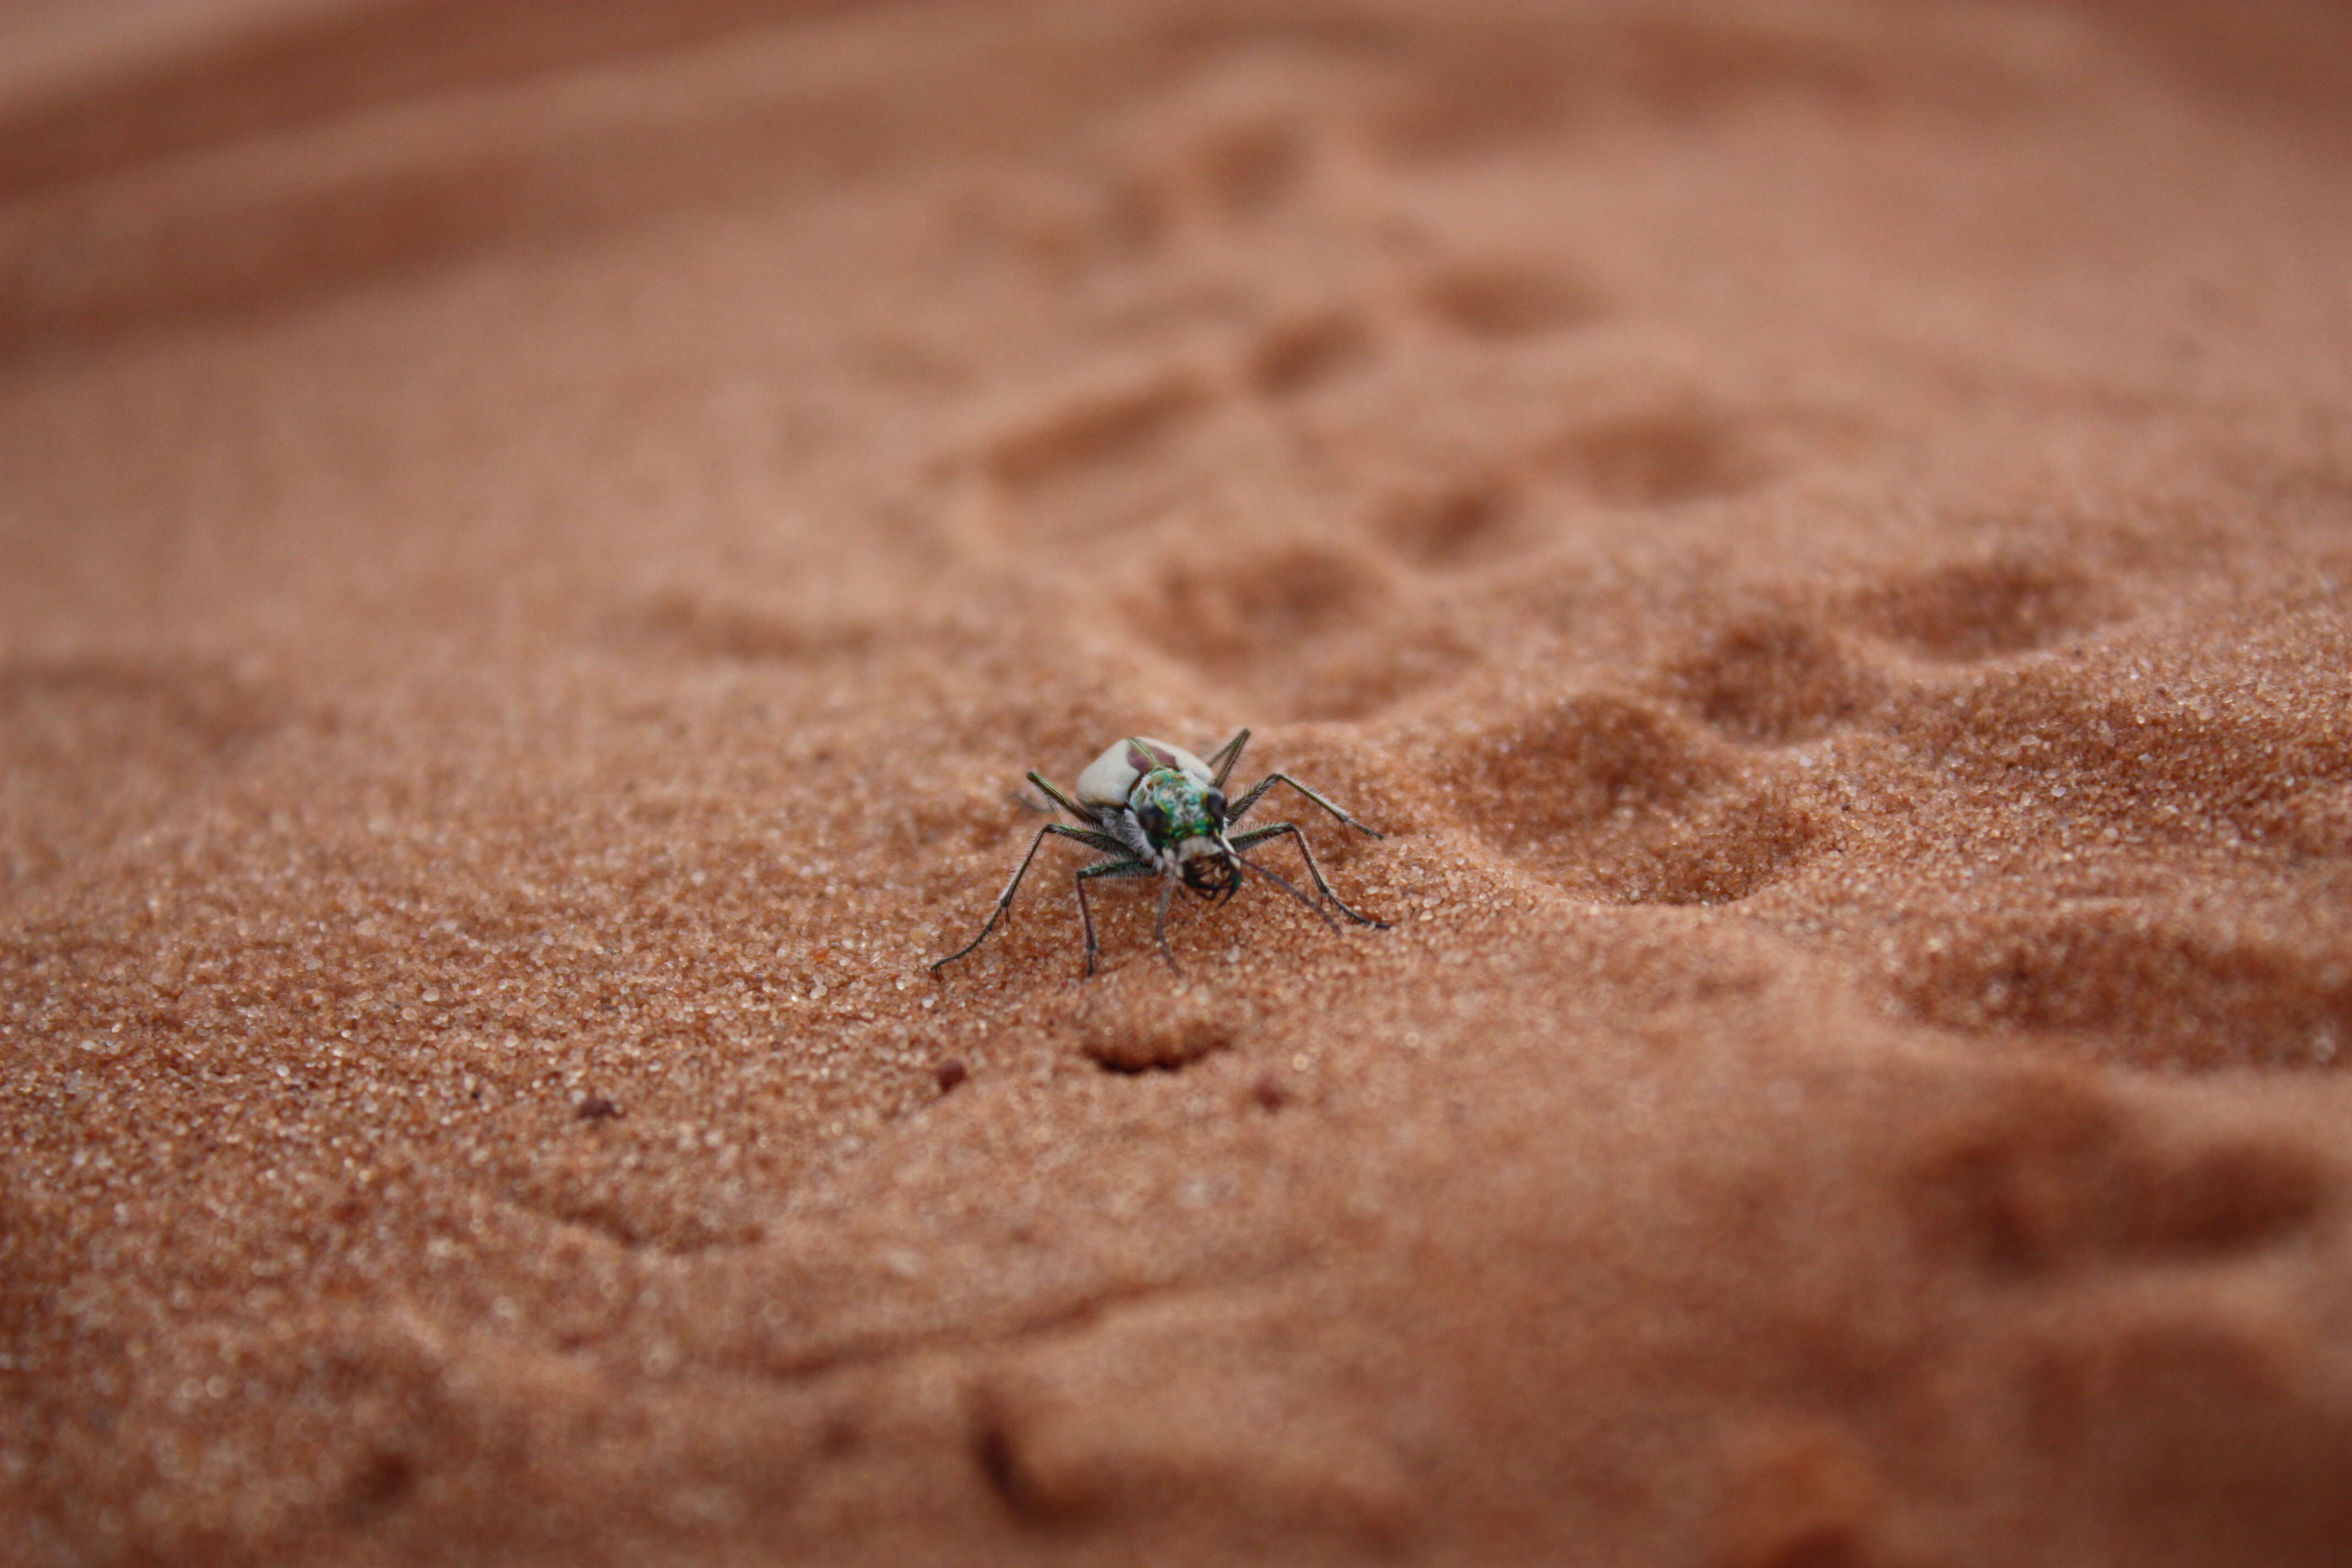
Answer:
1136, 802, 1169, 840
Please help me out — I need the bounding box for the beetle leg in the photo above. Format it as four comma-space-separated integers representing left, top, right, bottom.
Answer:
1203, 728, 1251, 790
1225, 772, 1383, 839
1026, 770, 1098, 824
1229, 821, 1387, 928
1155, 872, 1184, 973
1231, 851, 1340, 934
1075, 857, 1159, 976
934, 823, 1130, 973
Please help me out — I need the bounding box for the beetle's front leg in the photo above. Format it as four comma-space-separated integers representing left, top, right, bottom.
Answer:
1224, 773, 1383, 838
1074, 857, 1158, 976
1229, 821, 1387, 928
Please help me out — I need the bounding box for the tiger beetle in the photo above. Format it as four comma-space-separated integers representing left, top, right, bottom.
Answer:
933, 729, 1388, 977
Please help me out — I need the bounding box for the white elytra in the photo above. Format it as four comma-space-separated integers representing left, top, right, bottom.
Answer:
1074, 736, 1215, 811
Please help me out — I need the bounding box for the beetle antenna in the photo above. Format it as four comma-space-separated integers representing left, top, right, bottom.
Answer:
1234, 852, 1340, 934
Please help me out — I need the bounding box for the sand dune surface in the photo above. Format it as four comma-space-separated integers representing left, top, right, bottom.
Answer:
4, 2, 2352, 1563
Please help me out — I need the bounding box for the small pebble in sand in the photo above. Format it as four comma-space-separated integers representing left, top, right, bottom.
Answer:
1250, 1072, 1290, 1111
575, 1095, 622, 1121
934, 1058, 969, 1092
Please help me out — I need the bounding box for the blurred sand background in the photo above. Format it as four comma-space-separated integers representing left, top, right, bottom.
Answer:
4, 2, 2351, 1563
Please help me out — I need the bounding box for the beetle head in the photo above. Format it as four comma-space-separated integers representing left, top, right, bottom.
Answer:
1131, 772, 1239, 901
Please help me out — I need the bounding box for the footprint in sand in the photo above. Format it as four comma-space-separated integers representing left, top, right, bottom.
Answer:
1907, 1080, 2328, 1272
1848, 553, 2119, 664
1124, 541, 1473, 723
1440, 690, 1826, 906
1861, 643, 2352, 1072
1662, 612, 1882, 747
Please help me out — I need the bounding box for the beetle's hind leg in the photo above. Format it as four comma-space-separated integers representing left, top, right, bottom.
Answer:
1027, 770, 1097, 824
1203, 728, 1251, 790
1229, 821, 1387, 928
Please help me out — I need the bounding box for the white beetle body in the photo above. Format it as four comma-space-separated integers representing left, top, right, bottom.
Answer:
1074, 736, 1215, 811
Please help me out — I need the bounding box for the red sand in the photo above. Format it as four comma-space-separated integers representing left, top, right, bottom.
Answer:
4, 2, 2352, 1563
